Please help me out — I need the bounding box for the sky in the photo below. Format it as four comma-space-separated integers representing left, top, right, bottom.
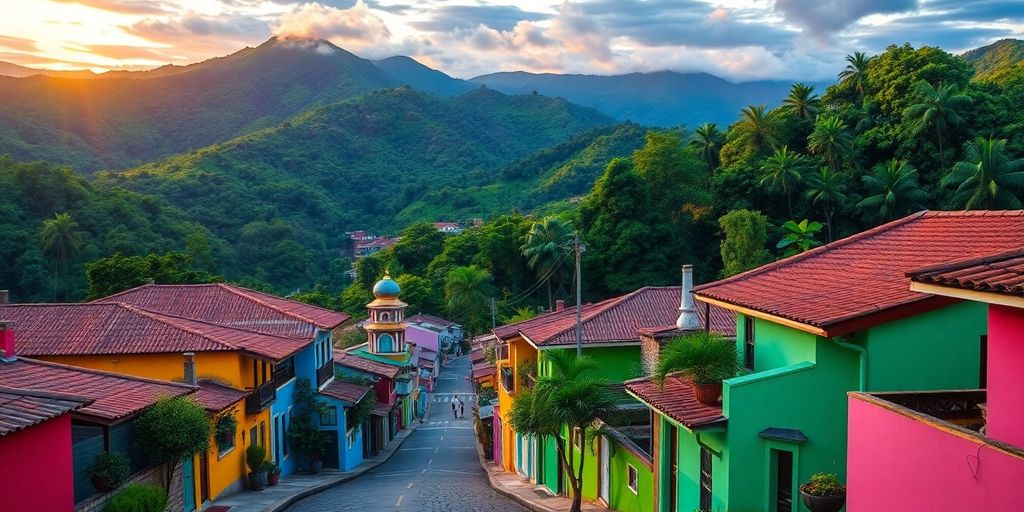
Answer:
0, 0, 1021, 81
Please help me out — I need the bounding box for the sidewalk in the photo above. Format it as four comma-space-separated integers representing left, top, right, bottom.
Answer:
204, 421, 421, 512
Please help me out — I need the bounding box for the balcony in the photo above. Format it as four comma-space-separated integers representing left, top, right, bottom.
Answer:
245, 380, 276, 414
316, 360, 334, 388
500, 367, 514, 394
495, 343, 509, 361
273, 358, 295, 388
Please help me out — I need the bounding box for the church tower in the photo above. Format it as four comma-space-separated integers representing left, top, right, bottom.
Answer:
365, 270, 408, 356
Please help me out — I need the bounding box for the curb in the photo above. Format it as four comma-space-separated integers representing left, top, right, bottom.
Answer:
472, 422, 557, 512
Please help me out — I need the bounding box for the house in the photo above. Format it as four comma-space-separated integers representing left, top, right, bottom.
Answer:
625, 210, 1024, 512
471, 334, 497, 390
407, 312, 463, 352
847, 248, 1024, 511
354, 236, 398, 258
433, 222, 463, 234
333, 350, 400, 457
319, 379, 372, 471
417, 347, 439, 391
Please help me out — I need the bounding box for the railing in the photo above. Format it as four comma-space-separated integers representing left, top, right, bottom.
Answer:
316, 361, 333, 388
273, 358, 295, 388
500, 367, 514, 394
245, 380, 276, 414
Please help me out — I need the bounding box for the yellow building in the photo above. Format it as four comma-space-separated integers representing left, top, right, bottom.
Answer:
492, 316, 542, 473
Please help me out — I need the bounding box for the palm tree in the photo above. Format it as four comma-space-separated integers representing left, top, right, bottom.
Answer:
777, 219, 824, 257
444, 265, 496, 337
735, 104, 783, 154
942, 136, 1024, 209
760, 146, 808, 217
808, 116, 853, 171
39, 212, 83, 300
838, 51, 871, 98
804, 167, 847, 242
783, 83, 821, 121
509, 350, 618, 512
654, 332, 741, 385
520, 217, 572, 310
858, 160, 928, 223
903, 81, 972, 169
689, 123, 724, 168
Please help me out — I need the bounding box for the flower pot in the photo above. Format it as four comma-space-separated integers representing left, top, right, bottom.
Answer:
800, 491, 846, 512
267, 471, 280, 486
248, 470, 268, 491
309, 459, 323, 474
692, 382, 722, 406
91, 475, 114, 493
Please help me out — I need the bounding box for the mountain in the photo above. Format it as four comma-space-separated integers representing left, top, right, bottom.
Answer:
470, 70, 829, 128
373, 56, 474, 96
962, 38, 1024, 81
0, 61, 98, 79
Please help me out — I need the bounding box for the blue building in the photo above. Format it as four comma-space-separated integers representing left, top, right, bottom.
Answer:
319, 380, 372, 470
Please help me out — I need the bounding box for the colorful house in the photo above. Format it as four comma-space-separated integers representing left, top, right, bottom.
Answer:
626, 210, 1024, 512
319, 379, 372, 471
407, 312, 463, 352
334, 350, 401, 457
848, 247, 1024, 511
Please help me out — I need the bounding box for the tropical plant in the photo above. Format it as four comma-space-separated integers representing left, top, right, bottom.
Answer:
783, 83, 821, 121
104, 484, 167, 512
444, 265, 496, 337
654, 332, 741, 385
804, 167, 847, 242
760, 146, 808, 217
838, 51, 871, 98
39, 211, 82, 300
735, 104, 783, 154
858, 160, 928, 223
718, 209, 771, 278
214, 412, 238, 450
133, 397, 210, 493
777, 220, 824, 257
507, 306, 539, 323
800, 473, 846, 497
288, 378, 329, 465
942, 136, 1024, 209
903, 81, 972, 169
689, 122, 725, 168
87, 451, 131, 491
520, 217, 572, 310
808, 116, 853, 171
517, 359, 538, 387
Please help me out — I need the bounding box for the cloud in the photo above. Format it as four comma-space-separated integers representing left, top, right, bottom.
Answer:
49, 0, 175, 15
411, 4, 547, 32
121, 11, 270, 63
775, 0, 919, 39
0, 35, 39, 53
71, 44, 171, 61
272, 1, 391, 45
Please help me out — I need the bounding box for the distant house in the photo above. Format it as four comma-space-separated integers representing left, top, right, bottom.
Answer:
354, 237, 399, 258
406, 313, 463, 352
433, 222, 463, 234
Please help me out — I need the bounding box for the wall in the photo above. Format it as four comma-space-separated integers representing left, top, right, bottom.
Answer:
738, 314, 816, 373
75, 462, 184, 512
847, 396, 1024, 512
986, 304, 1024, 447
201, 404, 256, 504
406, 325, 440, 353
45, 351, 246, 388
1, 414, 75, 512
607, 437, 654, 512
659, 415, 728, 512
543, 345, 645, 382
497, 336, 536, 472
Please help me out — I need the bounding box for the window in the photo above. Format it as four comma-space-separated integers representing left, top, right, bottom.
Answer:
627, 464, 639, 494
321, 406, 338, 426
381, 312, 391, 321
744, 316, 755, 371
699, 447, 713, 512
259, 421, 266, 447
773, 449, 794, 512
249, 426, 257, 446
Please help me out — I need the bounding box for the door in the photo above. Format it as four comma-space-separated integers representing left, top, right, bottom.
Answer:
599, 436, 610, 504
774, 449, 794, 512
699, 447, 713, 512
667, 423, 678, 512
198, 450, 210, 503
181, 457, 196, 512
323, 431, 341, 469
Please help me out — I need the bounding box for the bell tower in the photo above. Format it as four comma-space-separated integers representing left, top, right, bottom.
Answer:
365, 270, 408, 356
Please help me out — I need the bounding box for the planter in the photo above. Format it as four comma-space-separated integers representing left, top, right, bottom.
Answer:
248, 470, 268, 491
692, 382, 722, 406
800, 491, 846, 512
90, 475, 114, 493
309, 458, 323, 474
267, 471, 280, 486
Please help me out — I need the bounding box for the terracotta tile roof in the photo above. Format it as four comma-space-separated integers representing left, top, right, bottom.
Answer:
333, 351, 400, 380
321, 380, 370, 404
97, 283, 350, 337
909, 247, 1024, 297
406, 313, 456, 328
0, 386, 92, 436
193, 381, 248, 413
0, 303, 308, 361
473, 362, 496, 379
625, 376, 723, 429
370, 401, 392, 416
471, 348, 486, 364
0, 358, 195, 422
494, 287, 736, 347
693, 211, 1024, 335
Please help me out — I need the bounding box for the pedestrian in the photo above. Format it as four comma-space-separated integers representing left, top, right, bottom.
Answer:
460, 398, 465, 419
451, 397, 457, 418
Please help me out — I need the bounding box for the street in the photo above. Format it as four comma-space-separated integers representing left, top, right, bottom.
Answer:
286, 355, 527, 512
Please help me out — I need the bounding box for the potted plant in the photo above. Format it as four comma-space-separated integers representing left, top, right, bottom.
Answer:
215, 413, 238, 448
264, 461, 281, 486
245, 444, 268, 491
288, 378, 330, 473
800, 472, 847, 512
87, 451, 130, 492
655, 332, 741, 406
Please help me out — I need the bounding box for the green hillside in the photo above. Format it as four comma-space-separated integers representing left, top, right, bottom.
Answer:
963, 39, 1024, 81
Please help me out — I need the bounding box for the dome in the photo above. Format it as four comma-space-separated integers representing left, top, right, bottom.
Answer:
372, 271, 401, 297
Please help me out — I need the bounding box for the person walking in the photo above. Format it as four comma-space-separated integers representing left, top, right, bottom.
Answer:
459, 398, 465, 419
451, 396, 458, 419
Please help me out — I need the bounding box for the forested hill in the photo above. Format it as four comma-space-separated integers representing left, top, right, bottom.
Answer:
962, 38, 1024, 81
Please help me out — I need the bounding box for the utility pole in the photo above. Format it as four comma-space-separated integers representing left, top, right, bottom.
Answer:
574, 230, 583, 357
490, 296, 497, 329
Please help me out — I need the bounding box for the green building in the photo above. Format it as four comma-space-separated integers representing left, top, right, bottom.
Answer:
625, 210, 1024, 512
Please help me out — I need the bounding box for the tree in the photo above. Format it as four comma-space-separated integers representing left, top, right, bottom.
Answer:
942, 136, 1024, 209
689, 123, 725, 168
520, 217, 572, 310
718, 209, 771, 278
903, 81, 972, 169
134, 397, 210, 493
760, 146, 808, 217
838, 51, 871, 98
508, 350, 618, 512
858, 160, 928, 223
391, 222, 447, 276
444, 265, 495, 336
39, 211, 82, 300
84, 252, 221, 300
783, 83, 821, 121
735, 105, 783, 154
808, 116, 853, 172
804, 167, 847, 242
394, 274, 439, 315
777, 219, 824, 257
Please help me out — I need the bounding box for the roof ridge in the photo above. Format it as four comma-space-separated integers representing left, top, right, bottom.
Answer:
118, 303, 238, 352
538, 287, 648, 343
133, 306, 311, 343
16, 357, 197, 389
0, 384, 93, 405
220, 283, 344, 327
907, 245, 1024, 279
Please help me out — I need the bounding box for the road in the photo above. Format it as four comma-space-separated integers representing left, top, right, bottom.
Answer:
286, 354, 527, 512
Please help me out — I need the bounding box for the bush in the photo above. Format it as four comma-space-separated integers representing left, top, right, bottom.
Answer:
104, 484, 167, 512
245, 443, 266, 474
87, 451, 131, 489
134, 397, 210, 492
800, 473, 846, 497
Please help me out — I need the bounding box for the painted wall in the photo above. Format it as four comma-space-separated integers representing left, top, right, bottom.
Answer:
542, 345, 645, 382
737, 314, 816, 373
318, 397, 364, 471
847, 396, 1024, 512
0, 414, 75, 511
406, 325, 440, 353
986, 304, 1024, 447
607, 441, 654, 512
197, 404, 257, 505
45, 351, 246, 387
496, 336, 536, 472
658, 414, 729, 512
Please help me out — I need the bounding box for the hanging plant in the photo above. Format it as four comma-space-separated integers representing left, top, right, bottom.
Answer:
214, 411, 238, 449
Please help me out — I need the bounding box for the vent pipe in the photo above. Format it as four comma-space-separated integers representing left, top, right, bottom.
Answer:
676, 265, 699, 331
183, 352, 197, 386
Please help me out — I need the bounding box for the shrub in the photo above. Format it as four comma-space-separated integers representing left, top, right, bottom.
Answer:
800, 473, 846, 497
134, 397, 210, 492
245, 443, 266, 474
104, 484, 167, 512
655, 332, 741, 385
87, 451, 131, 489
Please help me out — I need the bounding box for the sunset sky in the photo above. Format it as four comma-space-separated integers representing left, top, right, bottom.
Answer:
1, 0, 1021, 81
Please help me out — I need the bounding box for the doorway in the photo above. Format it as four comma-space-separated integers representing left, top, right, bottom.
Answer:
599, 436, 610, 504
198, 450, 210, 503
666, 422, 678, 512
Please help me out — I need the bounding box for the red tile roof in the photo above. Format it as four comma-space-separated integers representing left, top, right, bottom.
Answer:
407, 313, 456, 328
694, 211, 1024, 335
0, 386, 91, 436
473, 362, 496, 379
0, 358, 195, 422
193, 381, 248, 413
0, 303, 309, 361
494, 287, 736, 347
909, 248, 1024, 297
98, 283, 350, 337
333, 351, 400, 380
471, 348, 486, 364
370, 401, 392, 416
321, 380, 370, 404
625, 376, 723, 429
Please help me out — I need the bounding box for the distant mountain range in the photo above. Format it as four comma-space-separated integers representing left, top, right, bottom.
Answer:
962, 38, 1024, 81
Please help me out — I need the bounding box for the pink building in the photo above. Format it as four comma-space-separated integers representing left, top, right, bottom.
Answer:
848, 249, 1024, 511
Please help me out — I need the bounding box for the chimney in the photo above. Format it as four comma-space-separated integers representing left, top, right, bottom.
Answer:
183, 352, 197, 386
0, 290, 8, 304
676, 265, 699, 331
0, 323, 15, 361
555, 299, 565, 311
